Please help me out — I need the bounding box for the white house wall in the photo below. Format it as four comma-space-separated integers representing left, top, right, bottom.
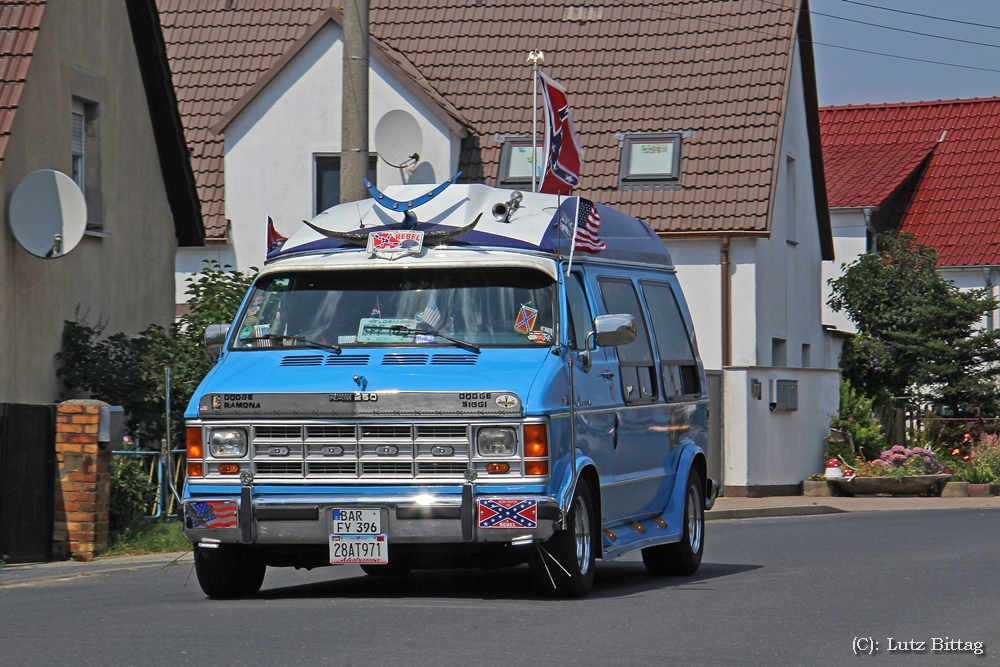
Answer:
821, 208, 866, 334
175, 20, 459, 301
754, 41, 828, 371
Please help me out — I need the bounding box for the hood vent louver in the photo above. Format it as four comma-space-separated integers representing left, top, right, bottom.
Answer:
326, 354, 370, 366
280, 354, 325, 367
382, 353, 429, 366
431, 354, 478, 366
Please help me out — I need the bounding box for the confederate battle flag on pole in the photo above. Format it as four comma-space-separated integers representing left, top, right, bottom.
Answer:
539, 70, 583, 195
267, 215, 287, 253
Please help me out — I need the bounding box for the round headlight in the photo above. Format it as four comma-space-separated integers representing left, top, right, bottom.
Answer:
477, 427, 517, 457
209, 429, 248, 457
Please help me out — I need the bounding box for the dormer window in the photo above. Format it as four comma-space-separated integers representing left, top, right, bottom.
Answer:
618, 132, 682, 188
497, 136, 542, 188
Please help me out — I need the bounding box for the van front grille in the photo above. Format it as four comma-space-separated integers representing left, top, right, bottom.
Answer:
255, 426, 302, 440
255, 462, 303, 475
307, 462, 357, 476
417, 462, 467, 476
362, 462, 413, 476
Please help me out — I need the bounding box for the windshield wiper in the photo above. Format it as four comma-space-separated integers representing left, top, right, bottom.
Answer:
363, 324, 481, 354
243, 334, 341, 353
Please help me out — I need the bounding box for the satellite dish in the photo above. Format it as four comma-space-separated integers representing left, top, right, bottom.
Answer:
9, 169, 87, 259
375, 110, 422, 168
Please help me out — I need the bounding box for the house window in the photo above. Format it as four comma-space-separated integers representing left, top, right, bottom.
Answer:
497, 137, 542, 188
618, 132, 681, 187
802, 343, 811, 368
315, 154, 378, 214
71, 100, 85, 191
786, 155, 797, 243
72, 98, 102, 230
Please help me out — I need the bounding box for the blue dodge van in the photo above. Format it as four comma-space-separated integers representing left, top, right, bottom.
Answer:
183, 182, 717, 598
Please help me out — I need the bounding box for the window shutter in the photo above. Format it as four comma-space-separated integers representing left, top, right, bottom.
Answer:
71, 101, 84, 157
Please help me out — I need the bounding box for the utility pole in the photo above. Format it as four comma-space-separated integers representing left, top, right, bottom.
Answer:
341, 0, 369, 204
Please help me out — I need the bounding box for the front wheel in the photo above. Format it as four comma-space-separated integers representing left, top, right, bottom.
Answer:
642, 470, 705, 576
194, 544, 267, 599
530, 479, 596, 598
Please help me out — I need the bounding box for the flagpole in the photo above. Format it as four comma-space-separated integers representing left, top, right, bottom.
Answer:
566, 198, 581, 276
527, 50, 544, 193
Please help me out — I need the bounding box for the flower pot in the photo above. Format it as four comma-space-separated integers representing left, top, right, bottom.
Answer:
828, 474, 952, 497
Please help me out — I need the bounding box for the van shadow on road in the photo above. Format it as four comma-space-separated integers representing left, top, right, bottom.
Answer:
253, 560, 761, 602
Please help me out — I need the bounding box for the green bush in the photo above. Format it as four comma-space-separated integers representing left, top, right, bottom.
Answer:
57, 261, 256, 448
828, 379, 884, 461
110, 454, 158, 531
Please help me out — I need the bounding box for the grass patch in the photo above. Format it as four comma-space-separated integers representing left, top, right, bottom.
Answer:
101, 519, 192, 557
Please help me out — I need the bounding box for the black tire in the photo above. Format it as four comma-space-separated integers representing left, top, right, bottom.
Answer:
530, 479, 597, 598
642, 470, 705, 576
194, 544, 267, 599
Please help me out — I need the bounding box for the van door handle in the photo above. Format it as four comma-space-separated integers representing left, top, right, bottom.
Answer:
601, 370, 615, 379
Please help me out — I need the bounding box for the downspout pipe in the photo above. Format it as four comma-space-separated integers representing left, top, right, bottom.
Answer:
863, 207, 877, 252
721, 235, 731, 367
984, 267, 996, 333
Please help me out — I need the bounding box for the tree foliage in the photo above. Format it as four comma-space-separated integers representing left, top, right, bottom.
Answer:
57, 261, 256, 447
828, 233, 1000, 416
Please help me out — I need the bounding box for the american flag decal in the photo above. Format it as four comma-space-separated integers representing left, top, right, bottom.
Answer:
574, 200, 606, 254
186, 500, 238, 530
477, 498, 538, 529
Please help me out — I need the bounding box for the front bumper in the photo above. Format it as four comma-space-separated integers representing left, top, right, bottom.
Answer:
183, 488, 560, 546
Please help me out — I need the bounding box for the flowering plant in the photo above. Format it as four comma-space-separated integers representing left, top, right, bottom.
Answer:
850, 445, 945, 478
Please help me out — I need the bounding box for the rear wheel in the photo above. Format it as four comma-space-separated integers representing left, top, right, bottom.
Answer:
530, 479, 596, 598
194, 544, 267, 599
642, 471, 704, 576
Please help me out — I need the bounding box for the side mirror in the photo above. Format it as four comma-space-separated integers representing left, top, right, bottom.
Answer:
594, 313, 637, 347
205, 323, 231, 359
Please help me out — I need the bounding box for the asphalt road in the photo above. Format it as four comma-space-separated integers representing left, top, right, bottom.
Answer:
2, 509, 999, 667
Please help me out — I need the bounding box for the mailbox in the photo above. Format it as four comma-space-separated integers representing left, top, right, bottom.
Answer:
98, 405, 125, 451
769, 379, 798, 412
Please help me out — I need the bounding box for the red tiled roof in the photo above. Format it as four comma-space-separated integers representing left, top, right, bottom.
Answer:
160, 0, 832, 251
0, 1, 44, 171
156, 1, 332, 237
820, 98, 1000, 267
370, 0, 822, 238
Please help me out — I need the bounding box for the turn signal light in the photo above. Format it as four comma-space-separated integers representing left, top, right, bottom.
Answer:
486, 462, 510, 474
186, 427, 203, 460
187, 461, 204, 478
525, 460, 549, 476
523, 424, 548, 458
218, 463, 240, 475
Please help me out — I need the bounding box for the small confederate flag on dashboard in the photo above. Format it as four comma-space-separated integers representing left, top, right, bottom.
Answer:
477, 498, 538, 529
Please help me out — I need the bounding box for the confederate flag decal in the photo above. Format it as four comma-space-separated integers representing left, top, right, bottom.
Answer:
478, 498, 538, 529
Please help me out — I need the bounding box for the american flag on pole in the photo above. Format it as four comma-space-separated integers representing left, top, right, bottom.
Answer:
574, 199, 606, 254
539, 70, 583, 195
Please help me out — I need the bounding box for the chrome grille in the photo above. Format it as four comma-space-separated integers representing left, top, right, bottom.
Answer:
416, 425, 467, 439
235, 420, 528, 482
307, 462, 357, 476
361, 425, 411, 439
255, 462, 303, 475
362, 462, 413, 476
255, 426, 302, 439
307, 425, 356, 439
417, 462, 467, 476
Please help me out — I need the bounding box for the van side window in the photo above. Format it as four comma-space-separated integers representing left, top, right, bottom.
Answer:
641, 281, 701, 398
565, 273, 592, 351
598, 277, 657, 404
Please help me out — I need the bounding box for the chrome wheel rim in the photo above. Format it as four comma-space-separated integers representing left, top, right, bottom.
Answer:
687, 485, 703, 553
573, 495, 591, 575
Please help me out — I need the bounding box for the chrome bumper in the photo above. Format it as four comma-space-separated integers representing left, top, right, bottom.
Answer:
183, 489, 560, 546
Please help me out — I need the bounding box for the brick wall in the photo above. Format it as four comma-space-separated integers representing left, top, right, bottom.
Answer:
53, 400, 110, 561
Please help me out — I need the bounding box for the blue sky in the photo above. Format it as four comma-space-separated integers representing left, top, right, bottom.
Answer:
810, 0, 1000, 106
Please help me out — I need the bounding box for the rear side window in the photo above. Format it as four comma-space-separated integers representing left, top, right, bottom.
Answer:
565, 273, 592, 351
598, 277, 657, 404
641, 280, 700, 398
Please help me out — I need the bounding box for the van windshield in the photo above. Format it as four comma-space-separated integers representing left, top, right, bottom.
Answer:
231, 268, 557, 350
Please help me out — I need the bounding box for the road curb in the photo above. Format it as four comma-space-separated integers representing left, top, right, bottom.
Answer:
707, 505, 847, 521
